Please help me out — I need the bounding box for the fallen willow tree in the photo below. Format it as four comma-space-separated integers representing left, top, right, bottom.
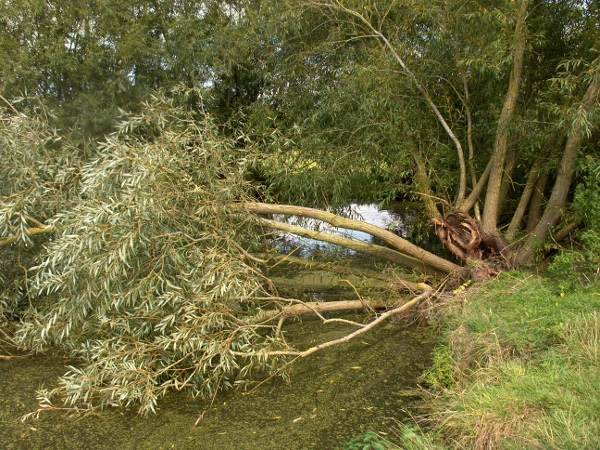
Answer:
0, 92, 448, 416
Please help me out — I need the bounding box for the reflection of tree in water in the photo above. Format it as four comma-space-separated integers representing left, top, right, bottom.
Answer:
384, 203, 453, 259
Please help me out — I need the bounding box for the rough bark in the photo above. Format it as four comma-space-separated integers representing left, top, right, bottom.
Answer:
506, 164, 539, 241
241, 202, 466, 276
515, 74, 600, 265
482, 0, 529, 233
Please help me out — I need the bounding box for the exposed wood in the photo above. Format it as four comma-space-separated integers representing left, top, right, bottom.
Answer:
241, 202, 466, 276
433, 212, 507, 264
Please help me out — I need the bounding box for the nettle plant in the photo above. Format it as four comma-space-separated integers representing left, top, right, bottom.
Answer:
2, 89, 289, 415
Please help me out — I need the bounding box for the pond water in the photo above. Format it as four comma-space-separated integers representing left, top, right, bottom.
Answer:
0, 202, 439, 449
0, 321, 434, 450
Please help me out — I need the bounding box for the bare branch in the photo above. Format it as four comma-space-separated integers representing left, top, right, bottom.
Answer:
264, 288, 435, 358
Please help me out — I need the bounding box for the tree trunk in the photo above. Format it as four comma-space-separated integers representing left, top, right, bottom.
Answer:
258, 218, 440, 274
241, 202, 466, 276
506, 164, 539, 240
481, 0, 529, 233
515, 74, 600, 265
525, 171, 549, 233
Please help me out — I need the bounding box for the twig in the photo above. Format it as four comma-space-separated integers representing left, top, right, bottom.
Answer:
265, 288, 435, 358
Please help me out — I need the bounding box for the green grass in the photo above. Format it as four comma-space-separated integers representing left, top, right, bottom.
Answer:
394, 272, 600, 450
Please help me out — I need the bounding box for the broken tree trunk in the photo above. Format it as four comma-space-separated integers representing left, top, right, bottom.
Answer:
432, 211, 507, 264
240, 202, 466, 276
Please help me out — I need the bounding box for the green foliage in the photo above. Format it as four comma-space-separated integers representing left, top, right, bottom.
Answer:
2, 88, 290, 415
549, 156, 600, 292
0, 0, 242, 137
0, 100, 84, 324
423, 345, 456, 390
344, 431, 398, 450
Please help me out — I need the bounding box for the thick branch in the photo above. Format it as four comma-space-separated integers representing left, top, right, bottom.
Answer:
517, 74, 600, 263
506, 164, 539, 240
526, 171, 549, 233
0, 221, 55, 247
459, 160, 492, 214
482, 0, 529, 232
260, 218, 438, 274
241, 202, 466, 276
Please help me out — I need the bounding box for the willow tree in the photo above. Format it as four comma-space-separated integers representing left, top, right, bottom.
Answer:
2, 0, 600, 415
233, 0, 600, 268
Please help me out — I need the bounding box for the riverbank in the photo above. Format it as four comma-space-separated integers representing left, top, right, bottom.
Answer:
384, 272, 600, 449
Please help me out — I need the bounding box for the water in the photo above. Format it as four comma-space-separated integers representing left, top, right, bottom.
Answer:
273, 202, 447, 260
0, 321, 434, 449
0, 203, 438, 449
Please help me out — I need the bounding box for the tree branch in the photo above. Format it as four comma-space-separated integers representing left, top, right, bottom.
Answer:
264, 288, 435, 358
239, 202, 466, 276
308, 0, 467, 207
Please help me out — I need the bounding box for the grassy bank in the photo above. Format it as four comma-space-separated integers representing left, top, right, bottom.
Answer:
348, 272, 600, 450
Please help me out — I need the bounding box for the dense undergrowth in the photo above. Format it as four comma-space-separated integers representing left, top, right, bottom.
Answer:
349, 273, 600, 450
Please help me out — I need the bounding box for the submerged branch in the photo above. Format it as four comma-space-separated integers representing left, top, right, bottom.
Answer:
264, 288, 435, 358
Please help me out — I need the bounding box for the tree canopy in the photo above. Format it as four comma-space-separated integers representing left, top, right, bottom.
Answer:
1, 0, 599, 414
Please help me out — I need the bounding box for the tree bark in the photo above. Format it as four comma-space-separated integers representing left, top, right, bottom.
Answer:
265, 287, 435, 358
241, 202, 466, 276
259, 218, 438, 273
404, 123, 441, 219
481, 0, 529, 233
506, 164, 539, 240
516, 74, 600, 264
459, 160, 491, 214
525, 171, 549, 233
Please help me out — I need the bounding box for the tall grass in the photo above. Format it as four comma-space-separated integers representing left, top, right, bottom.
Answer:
396, 273, 600, 449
